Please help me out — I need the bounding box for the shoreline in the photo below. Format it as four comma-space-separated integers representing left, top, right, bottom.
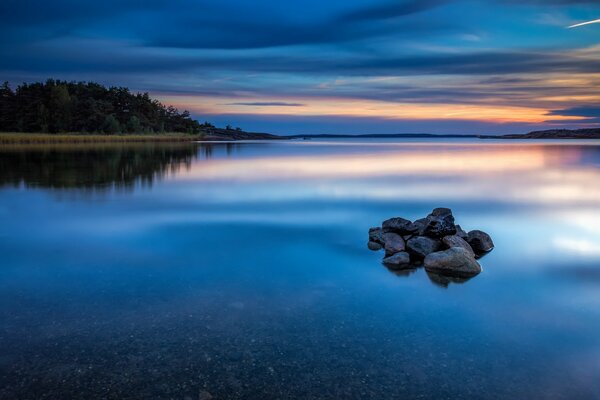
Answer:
1, 128, 599, 144
0, 133, 205, 144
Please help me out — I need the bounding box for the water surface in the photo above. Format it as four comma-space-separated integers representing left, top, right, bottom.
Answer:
1, 139, 599, 399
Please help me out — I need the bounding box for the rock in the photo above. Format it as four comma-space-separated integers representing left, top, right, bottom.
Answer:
467, 230, 494, 254
368, 209, 493, 283
368, 227, 385, 244
455, 224, 468, 239
442, 235, 475, 257
410, 218, 428, 235
382, 252, 411, 270
382, 217, 414, 235
199, 390, 213, 400
383, 232, 405, 256
424, 247, 481, 278
422, 208, 457, 237
368, 241, 383, 251
406, 236, 440, 259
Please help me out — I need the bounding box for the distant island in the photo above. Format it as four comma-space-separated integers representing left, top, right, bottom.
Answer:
481, 128, 600, 140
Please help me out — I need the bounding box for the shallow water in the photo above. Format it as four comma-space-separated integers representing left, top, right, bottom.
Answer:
1, 139, 599, 399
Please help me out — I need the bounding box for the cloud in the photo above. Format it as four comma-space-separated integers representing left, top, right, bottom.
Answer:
0, 0, 456, 50
548, 106, 600, 123
339, 0, 448, 22
226, 102, 305, 107
550, 105, 600, 117
2, 0, 600, 134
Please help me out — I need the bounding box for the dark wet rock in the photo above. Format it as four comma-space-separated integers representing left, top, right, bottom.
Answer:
410, 218, 428, 235
382, 217, 414, 235
422, 208, 457, 237
368, 241, 383, 251
199, 390, 214, 400
467, 230, 494, 254
406, 236, 440, 259
368, 227, 385, 244
369, 208, 493, 284
455, 224, 468, 240
383, 232, 405, 256
424, 247, 481, 278
442, 235, 475, 257
382, 251, 411, 270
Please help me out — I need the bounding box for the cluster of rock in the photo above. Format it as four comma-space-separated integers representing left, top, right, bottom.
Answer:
368, 208, 494, 278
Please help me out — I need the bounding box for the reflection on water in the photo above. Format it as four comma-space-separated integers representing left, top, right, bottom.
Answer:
0, 142, 247, 190
0, 143, 198, 190
0, 139, 599, 399
426, 271, 472, 288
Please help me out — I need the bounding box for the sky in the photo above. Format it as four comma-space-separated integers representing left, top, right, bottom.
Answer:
1, 0, 600, 135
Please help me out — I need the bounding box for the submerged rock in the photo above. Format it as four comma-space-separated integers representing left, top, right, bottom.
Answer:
406, 236, 440, 259
442, 235, 475, 257
467, 230, 494, 254
382, 252, 411, 269
424, 247, 481, 278
382, 217, 415, 235
383, 232, 405, 256
422, 208, 457, 237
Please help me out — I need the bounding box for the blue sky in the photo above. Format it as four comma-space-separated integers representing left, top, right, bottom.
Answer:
1, 0, 600, 134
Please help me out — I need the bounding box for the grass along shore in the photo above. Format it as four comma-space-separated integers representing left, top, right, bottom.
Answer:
0, 132, 204, 144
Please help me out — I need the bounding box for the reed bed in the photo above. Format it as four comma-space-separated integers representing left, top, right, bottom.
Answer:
0, 133, 203, 144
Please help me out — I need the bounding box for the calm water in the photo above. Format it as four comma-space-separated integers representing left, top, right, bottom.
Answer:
1, 139, 599, 399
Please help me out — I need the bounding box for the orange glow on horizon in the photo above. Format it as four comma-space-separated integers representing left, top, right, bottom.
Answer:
160, 95, 586, 124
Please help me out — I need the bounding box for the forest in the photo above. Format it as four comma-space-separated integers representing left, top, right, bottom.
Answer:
0, 80, 206, 134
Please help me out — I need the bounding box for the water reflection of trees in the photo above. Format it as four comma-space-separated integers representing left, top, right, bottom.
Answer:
0, 143, 201, 190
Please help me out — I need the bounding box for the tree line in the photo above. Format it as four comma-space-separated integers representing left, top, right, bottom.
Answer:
0, 80, 210, 134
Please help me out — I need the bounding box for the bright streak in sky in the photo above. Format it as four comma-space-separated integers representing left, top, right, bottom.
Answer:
568, 19, 600, 29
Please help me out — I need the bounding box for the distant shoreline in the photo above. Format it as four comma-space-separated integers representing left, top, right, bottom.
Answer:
0, 129, 283, 144
291, 128, 600, 140
1, 128, 598, 144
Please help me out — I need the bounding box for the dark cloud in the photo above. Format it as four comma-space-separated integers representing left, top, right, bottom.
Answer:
339, 0, 448, 22
226, 102, 305, 107
548, 106, 600, 123
0, 0, 455, 50
549, 105, 600, 117
4, 40, 600, 85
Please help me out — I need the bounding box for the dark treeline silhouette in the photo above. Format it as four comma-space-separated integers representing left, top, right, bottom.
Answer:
0, 80, 207, 134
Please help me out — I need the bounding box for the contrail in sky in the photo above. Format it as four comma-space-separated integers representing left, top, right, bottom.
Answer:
568, 19, 600, 29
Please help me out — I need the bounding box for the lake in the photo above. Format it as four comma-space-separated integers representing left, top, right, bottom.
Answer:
1, 139, 599, 399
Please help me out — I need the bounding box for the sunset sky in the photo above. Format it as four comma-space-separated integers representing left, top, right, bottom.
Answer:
1, 0, 600, 134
